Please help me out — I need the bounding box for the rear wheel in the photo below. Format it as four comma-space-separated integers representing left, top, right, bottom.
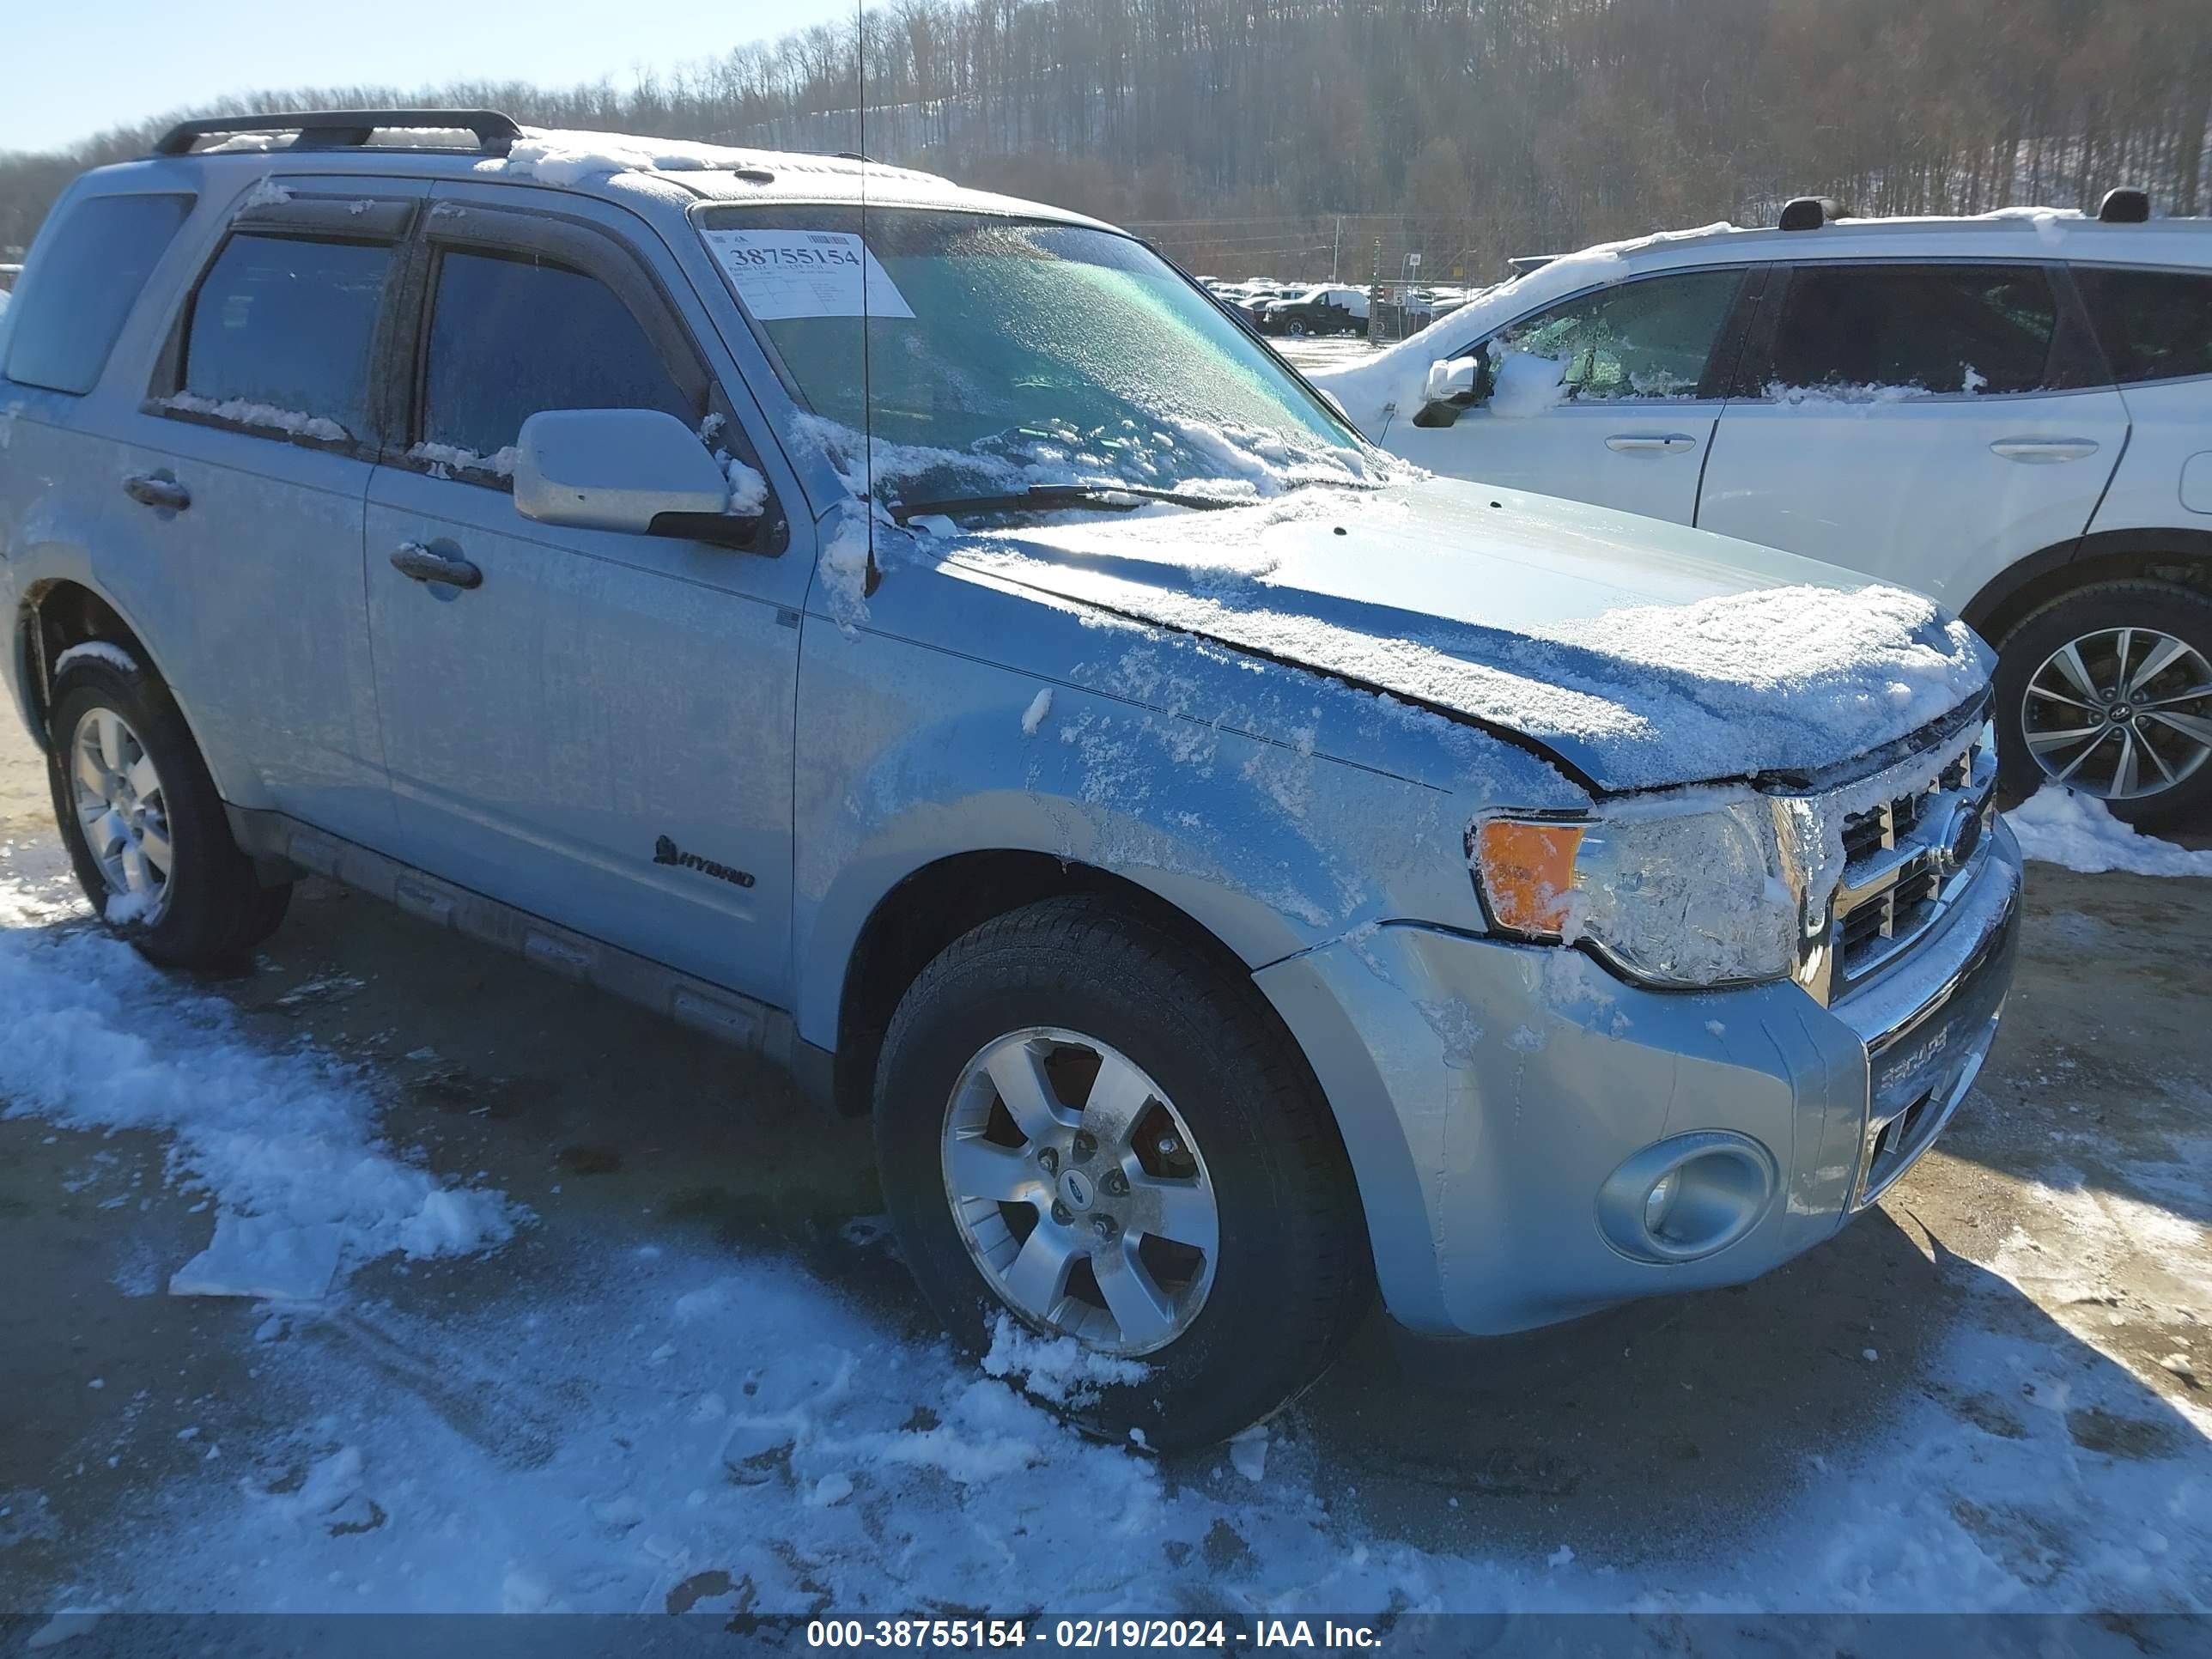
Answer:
1995, 580, 2212, 830
873, 895, 1370, 1450
46, 651, 291, 967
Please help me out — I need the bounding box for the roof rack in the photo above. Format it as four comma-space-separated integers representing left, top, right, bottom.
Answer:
150, 110, 521, 158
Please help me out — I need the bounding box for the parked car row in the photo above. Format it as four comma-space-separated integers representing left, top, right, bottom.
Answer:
1, 118, 2033, 1448
1315, 194, 2212, 827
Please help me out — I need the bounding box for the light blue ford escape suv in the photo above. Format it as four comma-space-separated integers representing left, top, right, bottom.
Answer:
0, 111, 2022, 1449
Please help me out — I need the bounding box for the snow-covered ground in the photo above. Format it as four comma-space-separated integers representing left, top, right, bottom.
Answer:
3, 823, 2210, 1630
1276, 335, 1378, 379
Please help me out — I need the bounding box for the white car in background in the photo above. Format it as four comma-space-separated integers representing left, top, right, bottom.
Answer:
1316, 197, 2212, 825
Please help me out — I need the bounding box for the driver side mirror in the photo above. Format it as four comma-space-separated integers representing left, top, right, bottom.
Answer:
1412, 352, 1489, 428
514, 409, 763, 548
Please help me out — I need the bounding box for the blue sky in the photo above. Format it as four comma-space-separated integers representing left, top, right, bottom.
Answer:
2, 1, 864, 153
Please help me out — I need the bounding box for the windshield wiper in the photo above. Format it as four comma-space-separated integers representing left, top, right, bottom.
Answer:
889, 482, 1244, 525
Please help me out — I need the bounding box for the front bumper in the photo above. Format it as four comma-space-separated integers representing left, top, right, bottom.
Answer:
1255, 819, 2023, 1337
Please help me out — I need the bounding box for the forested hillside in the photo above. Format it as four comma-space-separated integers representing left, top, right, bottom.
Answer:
4, 0, 2208, 279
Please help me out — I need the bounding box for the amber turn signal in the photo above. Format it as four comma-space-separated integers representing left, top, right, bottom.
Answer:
1472, 819, 1585, 938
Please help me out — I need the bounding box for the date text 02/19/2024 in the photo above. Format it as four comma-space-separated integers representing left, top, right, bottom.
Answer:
804, 1618, 1386, 1650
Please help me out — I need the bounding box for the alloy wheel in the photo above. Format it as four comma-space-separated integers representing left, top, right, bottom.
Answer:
941, 1026, 1218, 1356
70, 706, 174, 922
2021, 626, 2212, 800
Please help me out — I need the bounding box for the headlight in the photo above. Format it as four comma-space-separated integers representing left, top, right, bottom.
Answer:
1472, 796, 1797, 988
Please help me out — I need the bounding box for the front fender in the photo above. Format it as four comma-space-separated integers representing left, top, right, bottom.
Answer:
788, 607, 1524, 1051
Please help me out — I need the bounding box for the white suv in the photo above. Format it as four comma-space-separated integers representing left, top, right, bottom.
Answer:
1314, 198, 2212, 826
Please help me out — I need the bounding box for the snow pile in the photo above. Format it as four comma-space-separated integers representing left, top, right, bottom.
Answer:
408, 441, 520, 479
159, 394, 349, 444
814, 503, 876, 636
2005, 787, 2212, 877
724, 459, 769, 515
487, 130, 781, 186
0, 879, 516, 1300
1763, 380, 1947, 406
484, 130, 944, 192
1486, 349, 1571, 419
979, 1314, 1146, 1407
240, 179, 294, 210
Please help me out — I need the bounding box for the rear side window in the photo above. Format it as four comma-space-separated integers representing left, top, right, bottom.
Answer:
2075, 267, 2212, 385
1767, 264, 2057, 395
419, 250, 696, 471
3, 193, 194, 394
178, 234, 393, 441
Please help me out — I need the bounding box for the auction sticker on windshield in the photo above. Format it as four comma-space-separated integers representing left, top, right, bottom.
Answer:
701, 228, 915, 320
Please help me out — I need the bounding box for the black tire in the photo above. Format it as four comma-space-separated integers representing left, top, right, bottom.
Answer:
46, 649, 291, 968
1993, 578, 2212, 831
1286, 318, 1308, 337
873, 895, 1371, 1451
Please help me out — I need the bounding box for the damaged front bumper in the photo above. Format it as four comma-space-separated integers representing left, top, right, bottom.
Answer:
1255, 818, 2023, 1338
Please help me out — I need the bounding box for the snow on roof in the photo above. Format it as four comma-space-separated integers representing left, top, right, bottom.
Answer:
480, 127, 942, 191
471, 126, 1108, 227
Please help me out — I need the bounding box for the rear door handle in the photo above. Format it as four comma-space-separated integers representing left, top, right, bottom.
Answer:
389, 543, 483, 590
122, 473, 191, 511
1604, 433, 1698, 453
1990, 437, 2100, 463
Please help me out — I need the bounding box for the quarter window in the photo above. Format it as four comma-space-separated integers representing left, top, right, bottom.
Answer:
419, 250, 696, 471
1487, 270, 1743, 402
2074, 267, 2212, 385
3, 192, 195, 395
1765, 264, 2057, 396
179, 234, 393, 439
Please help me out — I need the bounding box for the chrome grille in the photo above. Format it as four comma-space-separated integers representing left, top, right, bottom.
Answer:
1826, 738, 1994, 995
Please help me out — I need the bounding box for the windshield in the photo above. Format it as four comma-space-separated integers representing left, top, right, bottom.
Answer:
694, 204, 1378, 510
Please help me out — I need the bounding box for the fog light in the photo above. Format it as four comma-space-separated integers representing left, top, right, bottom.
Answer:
1597, 1132, 1778, 1264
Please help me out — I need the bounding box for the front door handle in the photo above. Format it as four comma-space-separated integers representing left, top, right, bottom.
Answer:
1604, 433, 1698, 453
1990, 437, 2100, 463
389, 543, 483, 590
122, 473, 191, 511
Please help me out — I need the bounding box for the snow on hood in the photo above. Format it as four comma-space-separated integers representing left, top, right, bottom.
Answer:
933, 480, 1991, 793
1308, 223, 1735, 429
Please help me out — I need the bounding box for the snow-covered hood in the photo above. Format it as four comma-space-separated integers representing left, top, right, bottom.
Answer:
938, 479, 1992, 793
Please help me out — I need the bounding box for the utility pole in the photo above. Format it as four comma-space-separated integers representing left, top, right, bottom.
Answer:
1331, 215, 1342, 283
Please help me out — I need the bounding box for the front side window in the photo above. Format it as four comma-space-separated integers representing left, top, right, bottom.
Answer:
4, 192, 195, 395
178, 234, 392, 440
1485, 270, 1743, 403
2074, 266, 2212, 385
696, 205, 1376, 509
1765, 264, 2057, 396
419, 250, 697, 472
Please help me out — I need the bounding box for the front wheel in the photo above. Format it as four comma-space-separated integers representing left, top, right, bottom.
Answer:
873, 896, 1371, 1450
1994, 579, 2212, 830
